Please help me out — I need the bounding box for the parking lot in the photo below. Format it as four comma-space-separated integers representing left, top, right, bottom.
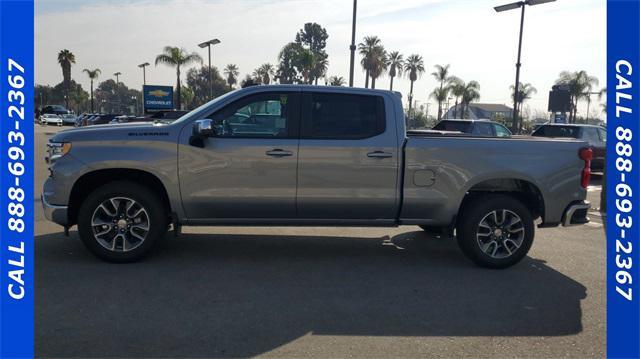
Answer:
34, 125, 606, 358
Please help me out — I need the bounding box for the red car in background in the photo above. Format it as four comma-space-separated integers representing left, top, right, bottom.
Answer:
532, 124, 606, 172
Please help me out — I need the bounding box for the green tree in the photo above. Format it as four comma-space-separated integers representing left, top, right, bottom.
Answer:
57, 49, 76, 109
431, 64, 451, 120
510, 82, 537, 132
404, 54, 425, 119
275, 42, 316, 84
448, 77, 465, 118
82, 68, 101, 112
358, 36, 383, 88
223, 64, 239, 90
254, 63, 275, 85
296, 22, 329, 84
155, 46, 203, 110
459, 81, 481, 119
328, 76, 346, 86
430, 87, 449, 121
185, 66, 229, 107
555, 70, 599, 123
386, 51, 403, 91
368, 47, 387, 89
94, 79, 141, 115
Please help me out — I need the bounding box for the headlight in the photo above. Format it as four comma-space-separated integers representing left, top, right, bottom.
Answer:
46, 142, 72, 162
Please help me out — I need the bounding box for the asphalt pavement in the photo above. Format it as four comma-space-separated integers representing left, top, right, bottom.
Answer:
34, 125, 606, 358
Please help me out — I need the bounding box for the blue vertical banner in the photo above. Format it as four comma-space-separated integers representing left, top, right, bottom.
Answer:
607, 0, 640, 358
0, 0, 34, 357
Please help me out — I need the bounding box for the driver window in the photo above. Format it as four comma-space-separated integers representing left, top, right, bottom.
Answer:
204, 93, 296, 138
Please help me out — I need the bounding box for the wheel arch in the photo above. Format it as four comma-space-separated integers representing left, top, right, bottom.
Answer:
67, 168, 172, 226
457, 177, 545, 225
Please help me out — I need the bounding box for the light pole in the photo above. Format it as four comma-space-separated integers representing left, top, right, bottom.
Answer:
348, 0, 357, 87
494, 0, 555, 132
138, 62, 149, 115
113, 72, 121, 84
138, 62, 149, 86
198, 38, 221, 100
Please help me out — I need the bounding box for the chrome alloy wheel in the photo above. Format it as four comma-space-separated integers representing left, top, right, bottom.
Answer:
476, 209, 525, 259
90, 197, 150, 252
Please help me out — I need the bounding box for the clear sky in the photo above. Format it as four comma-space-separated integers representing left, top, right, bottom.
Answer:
35, 0, 606, 119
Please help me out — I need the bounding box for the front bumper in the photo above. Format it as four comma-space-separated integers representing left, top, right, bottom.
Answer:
42, 194, 68, 226
562, 201, 591, 226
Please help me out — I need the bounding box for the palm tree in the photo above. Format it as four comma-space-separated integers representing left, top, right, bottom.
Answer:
254, 63, 275, 85
82, 68, 101, 112
311, 55, 329, 85
459, 81, 481, 119
386, 51, 404, 91
448, 77, 465, 118
223, 64, 240, 90
404, 54, 425, 119
57, 49, 76, 109
555, 70, 599, 123
430, 87, 449, 120
510, 82, 537, 132
358, 36, 383, 88
328, 76, 346, 86
155, 46, 203, 110
431, 64, 451, 120
369, 47, 387, 89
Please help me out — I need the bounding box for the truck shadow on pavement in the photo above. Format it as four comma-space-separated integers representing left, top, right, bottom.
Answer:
36, 230, 587, 358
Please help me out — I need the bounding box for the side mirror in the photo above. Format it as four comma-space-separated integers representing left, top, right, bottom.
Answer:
193, 119, 216, 137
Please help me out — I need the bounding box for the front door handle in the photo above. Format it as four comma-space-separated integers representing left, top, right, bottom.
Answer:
367, 151, 393, 158
266, 149, 293, 157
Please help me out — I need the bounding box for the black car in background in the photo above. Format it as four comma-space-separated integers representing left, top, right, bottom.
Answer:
432, 119, 513, 137
532, 123, 606, 172
87, 114, 119, 125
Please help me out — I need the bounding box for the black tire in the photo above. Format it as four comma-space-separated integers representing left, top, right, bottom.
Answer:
456, 194, 534, 269
77, 181, 168, 262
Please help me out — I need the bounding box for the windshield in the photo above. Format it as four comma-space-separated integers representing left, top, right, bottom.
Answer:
433, 121, 473, 133
532, 125, 581, 138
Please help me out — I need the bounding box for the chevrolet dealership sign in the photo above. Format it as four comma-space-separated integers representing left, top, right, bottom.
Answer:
143, 85, 173, 110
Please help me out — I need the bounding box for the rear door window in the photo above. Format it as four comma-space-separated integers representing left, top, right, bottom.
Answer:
301, 93, 385, 139
472, 122, 494, 136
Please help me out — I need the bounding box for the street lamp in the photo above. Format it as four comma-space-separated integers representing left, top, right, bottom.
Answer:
113, 72, 121, 84
348, 0, 357, 87
138, 62, 150, 115
494, 0, 556, 132
198, 38, 221, 100
138, 62, 149, 86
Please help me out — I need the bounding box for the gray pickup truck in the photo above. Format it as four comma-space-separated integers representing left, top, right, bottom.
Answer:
42, 85, 592, 268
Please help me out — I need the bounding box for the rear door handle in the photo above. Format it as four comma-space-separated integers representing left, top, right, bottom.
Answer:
266, 149, 293, 157
367, 151, 393, 158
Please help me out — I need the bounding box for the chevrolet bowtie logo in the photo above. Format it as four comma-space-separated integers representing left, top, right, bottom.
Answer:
148, 89, 169, 97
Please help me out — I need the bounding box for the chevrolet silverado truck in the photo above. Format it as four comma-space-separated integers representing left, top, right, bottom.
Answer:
42, 85, 592, 268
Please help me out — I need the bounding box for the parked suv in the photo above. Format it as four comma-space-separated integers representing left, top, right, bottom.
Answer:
532, 124, 606, 171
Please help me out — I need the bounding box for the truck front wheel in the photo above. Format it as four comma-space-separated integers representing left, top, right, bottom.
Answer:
456, 194, 534, 269
77, 181, 168, 262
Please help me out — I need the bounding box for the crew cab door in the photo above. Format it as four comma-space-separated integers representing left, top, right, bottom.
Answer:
178, 91, 300, 220
296, 91, 400, 220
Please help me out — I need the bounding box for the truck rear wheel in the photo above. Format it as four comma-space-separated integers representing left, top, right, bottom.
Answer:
77, 181, 167, 262
456, 194, 534, 269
